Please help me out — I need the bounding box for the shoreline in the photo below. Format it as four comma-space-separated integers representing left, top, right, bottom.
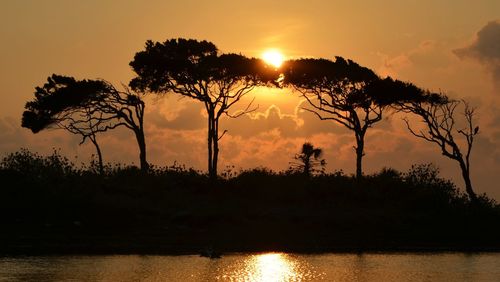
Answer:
2, 243, 500, 256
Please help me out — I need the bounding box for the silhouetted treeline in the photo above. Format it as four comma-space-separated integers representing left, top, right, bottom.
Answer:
21, 38, 479, 204
21, 38, 482, 201
0, 149, 498, 254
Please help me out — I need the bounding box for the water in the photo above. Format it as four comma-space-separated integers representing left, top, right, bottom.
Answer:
0, 253, 499, 281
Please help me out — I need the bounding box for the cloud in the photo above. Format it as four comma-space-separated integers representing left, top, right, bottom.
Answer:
377, 40, 437, 78
142, 92, 390, 141
222, 105, 300, 138
146, 97, 206, 131
221, 100, 351, 139
454, 20, 500, 90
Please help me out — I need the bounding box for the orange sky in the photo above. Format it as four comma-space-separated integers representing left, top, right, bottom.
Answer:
1, 1, 499, 198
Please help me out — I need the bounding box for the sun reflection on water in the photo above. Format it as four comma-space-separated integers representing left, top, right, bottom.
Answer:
252, 253, 296, 281
219, 252, 319, 282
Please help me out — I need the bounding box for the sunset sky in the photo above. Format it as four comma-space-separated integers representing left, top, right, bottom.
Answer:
1, 1, 499, 198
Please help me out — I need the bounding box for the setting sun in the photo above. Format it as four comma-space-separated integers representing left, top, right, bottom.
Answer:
262, 49, 284, 68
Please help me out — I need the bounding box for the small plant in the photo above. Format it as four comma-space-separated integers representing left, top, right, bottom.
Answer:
404, 163, 441, 186
289, 142, 326, 177
221, 165, 237, 180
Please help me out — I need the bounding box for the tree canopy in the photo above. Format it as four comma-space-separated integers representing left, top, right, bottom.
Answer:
130, 39, 276, 95
22, 74, 111, 133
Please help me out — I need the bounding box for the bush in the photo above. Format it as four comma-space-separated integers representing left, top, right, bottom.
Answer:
0, 148, 77, 179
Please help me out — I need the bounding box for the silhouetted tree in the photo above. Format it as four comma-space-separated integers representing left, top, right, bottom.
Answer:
289, 142, 326, 177
282, 58, 425, 178
129, 38, 274, 180
22, 75, 149, 173
22, 75, 113, 174
400, 96, 479, 202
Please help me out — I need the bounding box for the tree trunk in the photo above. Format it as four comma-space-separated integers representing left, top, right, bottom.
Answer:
134, 128, 148, 172
209, 117, 219, 181
355, 132, 365, 179
90, 134, 104, 175
207, 108, 218, 181
459, 160, 477, 202
212, 123, 219, 181
207, 113, 212, 177
303, 158, 311, 177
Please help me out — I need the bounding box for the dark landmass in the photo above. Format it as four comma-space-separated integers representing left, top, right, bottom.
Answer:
1, 150, 499, 255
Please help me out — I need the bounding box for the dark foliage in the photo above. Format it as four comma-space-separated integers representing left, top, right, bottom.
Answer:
281, 57, 377, 88
364, 77, 429, 106
22, 75, 110, 133
129, 39, 276, 93
0, 149, 498, 254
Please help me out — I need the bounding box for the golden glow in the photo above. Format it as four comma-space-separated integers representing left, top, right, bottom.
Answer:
254, 253, 295, 280
224, 253, 305, 281
262, 49, 284, 68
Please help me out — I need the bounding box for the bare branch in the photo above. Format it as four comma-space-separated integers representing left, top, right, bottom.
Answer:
218, 129, 228, 141
402, 97, 479, 200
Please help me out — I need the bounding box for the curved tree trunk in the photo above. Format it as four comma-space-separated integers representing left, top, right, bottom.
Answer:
134, 128, 148, 172
90, 134, 104, 175
459, 160, 477, 202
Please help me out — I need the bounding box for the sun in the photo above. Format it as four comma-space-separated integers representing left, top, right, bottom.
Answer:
262, 49, 284, 68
